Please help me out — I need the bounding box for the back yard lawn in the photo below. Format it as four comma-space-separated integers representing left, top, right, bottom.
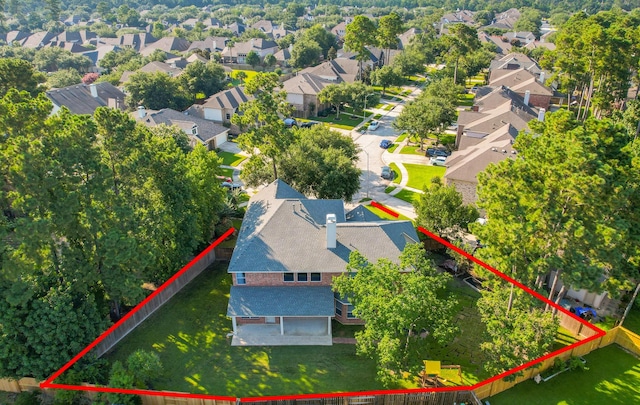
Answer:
489, 344, 640, 404
104, 265, 412, 397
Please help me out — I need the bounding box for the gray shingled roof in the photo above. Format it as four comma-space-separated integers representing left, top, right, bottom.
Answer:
229, 181, 418, 274
227, 286, 335, 317
46, 82, 125, 115
202, 86, 249, 110
139, 108, 228, 142
345, 205, 381, 222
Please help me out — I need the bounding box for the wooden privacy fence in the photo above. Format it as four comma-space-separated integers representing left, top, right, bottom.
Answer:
473, 325, 640, 400
92, 247, 218, 358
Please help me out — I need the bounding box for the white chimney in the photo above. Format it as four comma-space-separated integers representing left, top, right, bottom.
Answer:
539, 71, 545, 84
538, 108, 546, 122
326, 213, 337, 249
89, 83, 98, 98
138, 106, 146, 118
523, 90, 530, 106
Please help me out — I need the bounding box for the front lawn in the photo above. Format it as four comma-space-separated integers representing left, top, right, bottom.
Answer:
219, 167, 234, 178
217, 151, 247, 167
104, 265, 409, 397
365, 203, 412, 221
231, 69, 260, 82
314, 114, 362, 130
404, 163, 446, 190
393, 189, 421, 204
489, 344, 640, 404
400, 145, 427, 155
389, 162, 402, 184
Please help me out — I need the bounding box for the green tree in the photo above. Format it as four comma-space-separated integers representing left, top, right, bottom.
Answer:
263, 53, 277, 70
47, 68, 82, 88
370, 65, 403, 95
301, 24, 337, 58
290, 37, 322, 68
178, 60, 227, 100
107, 362, 141, 405
33, 47, 92, 73
333, 244, 457, 386
414, 177, 479, 237
245, 50, 261, 68
126, 350, 163, 388
232, 72, 294, 180
124, 71, 190, 110
0, 58, 46, 97
377, 12, 404, 65
344, 15, 377, 80
438, 23, 482, 84
278, 125, 361, 201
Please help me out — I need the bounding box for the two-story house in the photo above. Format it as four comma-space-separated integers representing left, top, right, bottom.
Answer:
226, 180, 418, 346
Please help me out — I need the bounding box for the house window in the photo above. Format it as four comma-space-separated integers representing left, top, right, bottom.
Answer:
335, 300, 342, 316
226, 113, 231, 120
297, 273, 308, 282
347, 305, 356, 319
236, 272, 246, 285
283, 273, 294, 282
310, 273, 321, 282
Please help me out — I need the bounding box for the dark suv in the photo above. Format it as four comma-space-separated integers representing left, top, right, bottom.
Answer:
426, 148, 450, 157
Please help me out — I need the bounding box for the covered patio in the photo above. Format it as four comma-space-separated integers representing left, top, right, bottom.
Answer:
227, 286, 335, 346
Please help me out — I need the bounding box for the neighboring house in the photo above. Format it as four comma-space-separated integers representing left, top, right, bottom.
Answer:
273, 46, 292, 67
82, 44, 121, 72
186, 53, 209, 64
139, 36, 191, 56
251, 19, 275, 34
445, 86, 543, 204
282, 73, 335, 118
226, 22, 246, 36
101, 33, 157, 51
281, 58, 360, 118
5, 30, 30, 45
331, 22, 347, 39
482, 8, 521, 30
135, 107, 229, 150
46, 82, 126, 115
299, 57, 360, 83
221, 39, 278, 64
488, 68, 554, 109
489, 53, 542, 75
50, 30, 97, 46
21, 31, 55, 49
503, 31, 536, 45
187, 36, 229, 54
47, 42, 90, 53
226, 180, 419, 346
120, 61, 183, 84
187, 86, 250, 131
398, 27, 421, 50
440, 9, 476, 30
338, 46, 385, 68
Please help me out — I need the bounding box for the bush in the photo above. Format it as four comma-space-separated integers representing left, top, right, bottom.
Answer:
15, 391, 39, 405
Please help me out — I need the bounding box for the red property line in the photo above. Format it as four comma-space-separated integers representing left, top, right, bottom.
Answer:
41, 227, 236, 401
370, 200, 400, 218
42, 221, 606, 402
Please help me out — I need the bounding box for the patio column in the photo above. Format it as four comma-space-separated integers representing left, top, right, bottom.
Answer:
280, 317, 284, 335
232, 317, 237, 334
327, 317, 332, 336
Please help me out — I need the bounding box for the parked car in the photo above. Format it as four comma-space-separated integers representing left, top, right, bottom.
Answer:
221, 181, 242, 191
300, 121, 320, 128
381, 166, 392, 179
430, 156, 447, 166
426, 147, 450, 157
368, 120, 380, 131
380, 139, 393, 149
283, 118, 298, 127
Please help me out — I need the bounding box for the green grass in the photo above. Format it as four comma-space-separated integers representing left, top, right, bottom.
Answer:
387, 143, 399, 153
389, 162, 402, 184
364, 204, 412, 221
219, 167, 234, 178
230, 69, 259, 82
373, 114, 383, 119
383, 104, 394, 111
489, 344, 640, 404
399, 145, 427, 155
217, 151, 247, 167
314, 114, 362, 130
385, 186, 396, 193
457, 93, 475, 107
393, 189, 421, 204
104, 265, 415, 396
404, 163, 446, 190
396, 132, 409, 143
440, 133, 456, 146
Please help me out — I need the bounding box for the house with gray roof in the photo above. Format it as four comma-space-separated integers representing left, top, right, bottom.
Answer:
226, 180, 419, 346
46, 82, 126, 115
488, 68, 554, 109
445, 86, 543, 204
186, 86, 250, 132
134, 107, 229, 150
220, 38, 278, 64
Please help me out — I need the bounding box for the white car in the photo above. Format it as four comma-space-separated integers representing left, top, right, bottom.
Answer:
368, 120, 380, 131
430, 156, 447, 166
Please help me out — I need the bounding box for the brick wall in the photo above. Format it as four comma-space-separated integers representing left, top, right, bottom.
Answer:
234, 272, 341, 286
518, 92, 551, 109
